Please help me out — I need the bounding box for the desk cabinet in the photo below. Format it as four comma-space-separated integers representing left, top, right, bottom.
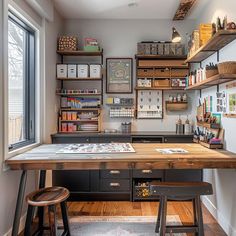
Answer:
52, 132, 201, 201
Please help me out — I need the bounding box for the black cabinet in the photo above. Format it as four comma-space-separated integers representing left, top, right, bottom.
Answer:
165, 169, 202, 182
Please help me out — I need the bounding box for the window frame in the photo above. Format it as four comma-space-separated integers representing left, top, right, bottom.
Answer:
8, 11, 36, 151
3, 0, 43, 161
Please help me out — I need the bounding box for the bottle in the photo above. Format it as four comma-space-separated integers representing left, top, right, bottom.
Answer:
184, 116, 191, 134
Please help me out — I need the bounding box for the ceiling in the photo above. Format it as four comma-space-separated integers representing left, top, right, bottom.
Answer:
53, 0, 210, 20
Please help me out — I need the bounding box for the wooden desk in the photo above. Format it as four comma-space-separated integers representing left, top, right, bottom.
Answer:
6, 143, 236, 236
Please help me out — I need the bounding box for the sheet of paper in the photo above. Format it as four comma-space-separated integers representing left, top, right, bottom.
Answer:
156, 148, 188, 154
57, 143, 135, 154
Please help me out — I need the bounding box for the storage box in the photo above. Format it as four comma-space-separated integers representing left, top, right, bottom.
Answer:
67, 64, 77, 78
199, 24, 213, 46
171, 69, 189, 77
77, 64, 89, 78
137, 43, 146, 55
157, 43, 164, 55
154, 68, 170, 77
90, 64, 101, 78
150, 43, 158, 55
58, 36, 77, 51
84, 45, 100, 52
153, 79, 170, 87
57, 64, 67, 78
137, 69, 154, 77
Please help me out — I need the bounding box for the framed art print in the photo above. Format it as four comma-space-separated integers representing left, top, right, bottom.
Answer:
106, 58, 133, 93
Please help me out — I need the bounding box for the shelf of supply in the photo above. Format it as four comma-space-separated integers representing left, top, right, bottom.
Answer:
135, 87, 185, 90
60, 108, 101, 111
59, 131, 100, 133
186, 74, 236, 90
185, 30, 236, 63
223, 113, 236, 118
166, 101, 188, 111
197, 122, 220, 129
57, 93, 102, 96
136, 55, 187, 59
137, 65, 188, 69
57, 50, 103, 56
61, 120, 99, 122
57, 77, 102, 81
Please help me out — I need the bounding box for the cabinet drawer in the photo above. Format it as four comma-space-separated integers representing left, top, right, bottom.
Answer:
100, 179, 130, 192
100, 170, 130, 179
133, 169, 164, 179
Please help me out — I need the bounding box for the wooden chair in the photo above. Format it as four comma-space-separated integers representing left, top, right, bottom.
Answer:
150, 182, 213, 236
24, 186, 71, 236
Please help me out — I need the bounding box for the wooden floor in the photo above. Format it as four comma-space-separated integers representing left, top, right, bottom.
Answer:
66, 201, 227, 236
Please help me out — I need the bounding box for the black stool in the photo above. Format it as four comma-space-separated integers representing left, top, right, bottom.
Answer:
24, 186, 71, 236
150, 182, 213, 236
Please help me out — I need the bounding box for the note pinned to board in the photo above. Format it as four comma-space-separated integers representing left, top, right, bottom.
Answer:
156, 148, 188, 154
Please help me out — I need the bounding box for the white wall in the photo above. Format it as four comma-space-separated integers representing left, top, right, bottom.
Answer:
63, 19, 197, 132
192, 1, 236, 235
0, 1, 41, 235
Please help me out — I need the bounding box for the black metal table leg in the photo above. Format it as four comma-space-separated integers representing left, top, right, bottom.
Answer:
12, 170, 28, 236
37, 170, 47, 235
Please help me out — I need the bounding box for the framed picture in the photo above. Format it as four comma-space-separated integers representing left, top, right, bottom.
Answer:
106, 58, 133, 93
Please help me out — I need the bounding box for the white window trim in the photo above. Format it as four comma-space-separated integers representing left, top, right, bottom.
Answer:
3, 0, 45, 161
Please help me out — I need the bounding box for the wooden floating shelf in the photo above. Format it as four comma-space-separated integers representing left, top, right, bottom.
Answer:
135, 54, 187, 59
57, 93, 102, 96
61, 120, 99, 122
57, 77, 102, 81
185, 30, 236, 63
186, 74, 236, 90
199, 141, 223, 149
135, 87, 185, 90
166, 101, 188, 111
60, 108, 101, 111
137, 76, 187, 79
57, 50, 103, 56
137, 65, 188, 69
59, 131, 100, 133
223, 113, 236, 118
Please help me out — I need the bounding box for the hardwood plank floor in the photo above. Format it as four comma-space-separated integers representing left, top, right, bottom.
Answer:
66, 201, 227, 236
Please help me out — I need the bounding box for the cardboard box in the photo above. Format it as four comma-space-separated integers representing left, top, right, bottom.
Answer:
90, 64, 101, 78
77, 64, 89, 78
57, 64, 67, 78
67, 64, 77, 78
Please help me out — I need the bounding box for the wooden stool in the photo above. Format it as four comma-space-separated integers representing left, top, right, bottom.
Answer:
24, 186, 70, 236
150, 182, 213, 236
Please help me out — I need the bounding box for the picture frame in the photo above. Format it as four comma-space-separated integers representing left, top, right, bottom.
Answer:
106, 58, 133, 93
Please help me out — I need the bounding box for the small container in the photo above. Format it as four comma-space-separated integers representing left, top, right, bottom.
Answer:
176, 116, 184, 134
90, 64, 101, 78
67, 64, 77, 78
57, 64, 67, 78
61, 123, 67, 132
121, 122, 131, 133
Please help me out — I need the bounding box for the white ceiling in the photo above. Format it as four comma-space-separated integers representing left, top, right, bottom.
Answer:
53, 0, 210, 20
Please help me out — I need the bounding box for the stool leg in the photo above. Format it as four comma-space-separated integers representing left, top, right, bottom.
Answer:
48, 205, 57, 236
155, 197, 163, 233
60, 201, 71, 236
159, 196, 167, 236
196, 196, 204, 236
24, 205, 34, 236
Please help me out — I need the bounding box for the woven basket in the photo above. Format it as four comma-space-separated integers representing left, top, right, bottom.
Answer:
205, 69, 218, 78
217, 61, 236, 74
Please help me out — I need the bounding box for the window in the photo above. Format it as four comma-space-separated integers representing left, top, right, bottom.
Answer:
8, 11, 36, 151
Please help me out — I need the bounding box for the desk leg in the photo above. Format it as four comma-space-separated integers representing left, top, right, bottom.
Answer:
37, 170, 47, 235
12, 170, 27, 236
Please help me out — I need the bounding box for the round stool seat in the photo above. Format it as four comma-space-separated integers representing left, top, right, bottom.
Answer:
26, 186, 70, 207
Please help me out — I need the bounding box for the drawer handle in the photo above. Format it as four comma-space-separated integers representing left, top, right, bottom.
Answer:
142, 170, 152, 174
110, 183, 120, 187
110, 170, 120, 174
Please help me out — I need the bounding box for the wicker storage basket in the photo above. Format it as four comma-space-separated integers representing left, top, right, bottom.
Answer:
205, 69, 218, 78
217, 61, 236, 74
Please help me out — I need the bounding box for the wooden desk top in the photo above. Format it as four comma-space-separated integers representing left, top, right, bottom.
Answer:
5, 143, 236, 170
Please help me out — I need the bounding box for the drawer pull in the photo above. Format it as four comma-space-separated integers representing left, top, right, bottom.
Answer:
109, 170, 120, 175
110, 183, 120, 187
142, 170, 152, 174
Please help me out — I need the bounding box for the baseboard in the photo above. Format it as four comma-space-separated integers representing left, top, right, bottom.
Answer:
3, 213, 26, 236
202, 196, 236, 236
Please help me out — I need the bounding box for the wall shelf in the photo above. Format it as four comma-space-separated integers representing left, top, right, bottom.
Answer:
57, 77, 102, 81
57, 50, 103, 57
56, 93, 102, 96
186, 74, 236, 90
185, 30, 236, 63
60, 108, 101, 111
197, 121, 220, 129
135, 87, 185, 90
136, 54, 187, 60
166, 101, 188, 111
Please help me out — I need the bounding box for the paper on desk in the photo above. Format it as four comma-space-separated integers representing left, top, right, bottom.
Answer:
156, 148, 188, 154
